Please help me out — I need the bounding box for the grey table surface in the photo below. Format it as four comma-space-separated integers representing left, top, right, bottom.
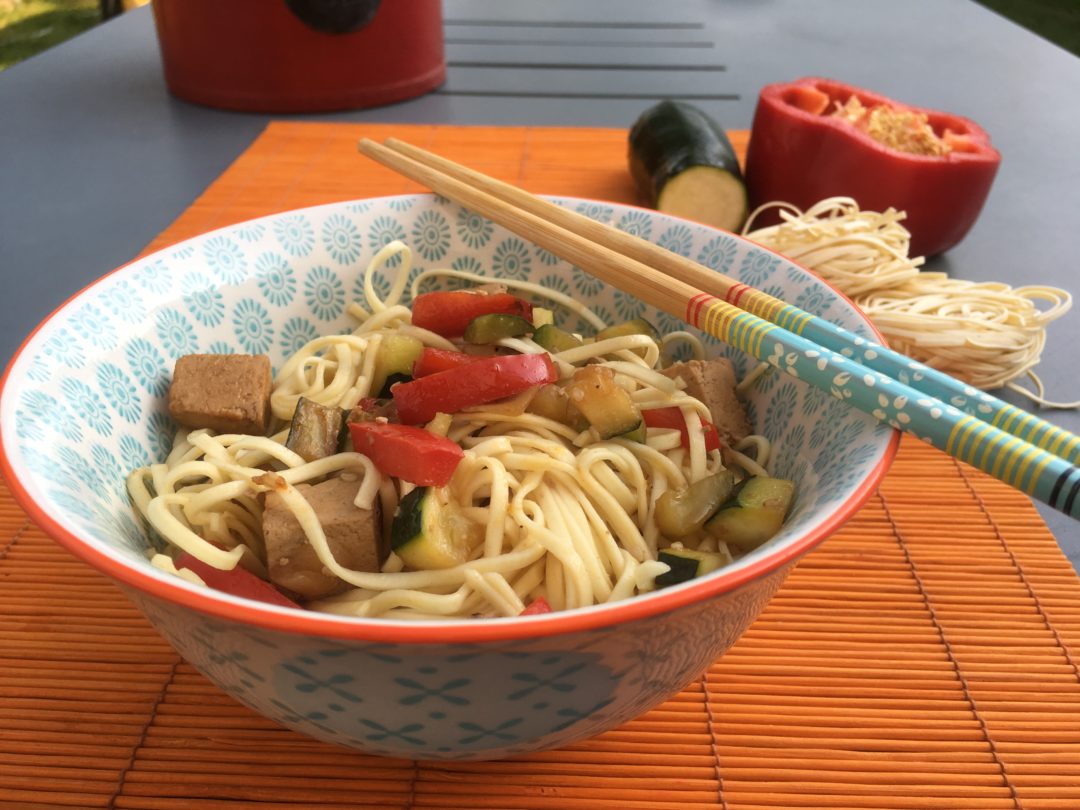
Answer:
1, 0, 1078, 567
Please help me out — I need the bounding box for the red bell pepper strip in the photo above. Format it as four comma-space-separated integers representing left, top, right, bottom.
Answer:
744, 77, 1000, 257
412, 347, 483, 378
392, 352, 558, 425
411, 291, 533, 338
173, 552, 299, 608
642, 406, 722, 452
520, 596, 552, 616
349, 422, 464, 486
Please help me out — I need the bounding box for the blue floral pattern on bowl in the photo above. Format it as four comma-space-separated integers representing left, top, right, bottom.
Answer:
0, 195, 893, 760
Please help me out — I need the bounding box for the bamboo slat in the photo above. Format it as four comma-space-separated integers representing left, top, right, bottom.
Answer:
1, 122, 1078, 809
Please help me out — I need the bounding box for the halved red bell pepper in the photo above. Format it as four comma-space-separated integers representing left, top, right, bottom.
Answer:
744, 77, 1001, 257
173, 552, 299, 608
392, 352, 558, 425
412, 347, 483, 378
411, 291, 533, 338
349, 421, 464, 486
642, 406, 722, 452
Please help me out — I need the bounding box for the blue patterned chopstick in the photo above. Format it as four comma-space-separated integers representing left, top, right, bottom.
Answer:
684, 292, 1080, 519
722, 282, 1080, 466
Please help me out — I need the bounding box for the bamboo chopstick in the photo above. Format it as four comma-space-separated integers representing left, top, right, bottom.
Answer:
356, 138, 1080, 520
380, 136, 1080, 469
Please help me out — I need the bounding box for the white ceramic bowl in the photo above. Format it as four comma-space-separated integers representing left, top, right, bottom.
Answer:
0, 195, 896, 759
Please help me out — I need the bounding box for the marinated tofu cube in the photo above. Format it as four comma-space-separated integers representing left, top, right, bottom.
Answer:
662, 358, 752, 444
168, 354, 272, 435
263, 476, 385, 600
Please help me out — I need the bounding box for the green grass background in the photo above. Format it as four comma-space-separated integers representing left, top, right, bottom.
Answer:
0, 0, 98, 72
979, 0, 1080, 57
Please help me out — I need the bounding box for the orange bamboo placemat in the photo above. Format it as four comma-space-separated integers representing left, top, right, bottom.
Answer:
2, 122, 1079, 810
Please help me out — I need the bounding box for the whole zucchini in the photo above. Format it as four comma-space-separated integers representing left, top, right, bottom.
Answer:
628, 100, 748, 232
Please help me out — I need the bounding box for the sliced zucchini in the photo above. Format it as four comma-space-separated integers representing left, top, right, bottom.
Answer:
628, 100, 748, 232
564, 365, 642, 440
425, 411, 454, 437
564, 398, 589, 432
533, 323, 583, 353
527, 383, 588, 430
595, 318, 660, 343
704, 476, 795, 551
654, 547, 732, 588
390, 487, 481, 570
732, 476, 795, 511
532, 307, 555, 328
654, 469, 736, 538
616, 422, 647, 443
371, 334, 424, 398
527, 383, 570, 423
595, 318, 659, 359
463, 313, 533, 345
285, 397, 347, 462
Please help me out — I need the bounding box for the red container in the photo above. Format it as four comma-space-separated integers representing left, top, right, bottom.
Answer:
151, 0, 445, 113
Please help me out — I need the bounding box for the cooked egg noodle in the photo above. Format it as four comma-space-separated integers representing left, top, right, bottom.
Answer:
743, 198, 1077, 407
129, 241, 774, 618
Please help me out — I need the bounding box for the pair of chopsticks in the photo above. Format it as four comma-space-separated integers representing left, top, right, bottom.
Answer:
358, 137, 1080, 520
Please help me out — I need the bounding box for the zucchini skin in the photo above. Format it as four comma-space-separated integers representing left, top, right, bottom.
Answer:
390, 486, 479, 570
285, 397, 347, 462
463, 313, 533, 345
565, 365, 642, 440
654, 552, 701, 588
655, 470, 736, 538
628, 100, 744, 205
390, 487, 429, 552
654, 548, 730, 588
532, 324, 582, 353
371, 334, 424, 398
705, 477, 795, 550
595, 318, 659, 343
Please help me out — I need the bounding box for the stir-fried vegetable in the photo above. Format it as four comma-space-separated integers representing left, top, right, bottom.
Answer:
705, 476, 795, 550
391, 352, 558, 425
411, 290, 533, 337
642, 406, 722, 452
565, 365, 643, 440
655, 470, 736, 538
349, 422, 465, 486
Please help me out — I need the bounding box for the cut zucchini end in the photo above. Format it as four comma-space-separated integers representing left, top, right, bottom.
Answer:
595, 318, 660, 343
657, 166, 748, 233
532, 307, 555, 328
565, 365, 642, 440
736, 477, 795, 511
654, 469, 736, 538
533, 323, 583, 353
463, 313, 534, 345
371, 334, 424, 397
391, 487, 479, 570
703, 476, 795, 551
616, 422, 647, 444
655, 547, 732, 588
704, 506, 785, 551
